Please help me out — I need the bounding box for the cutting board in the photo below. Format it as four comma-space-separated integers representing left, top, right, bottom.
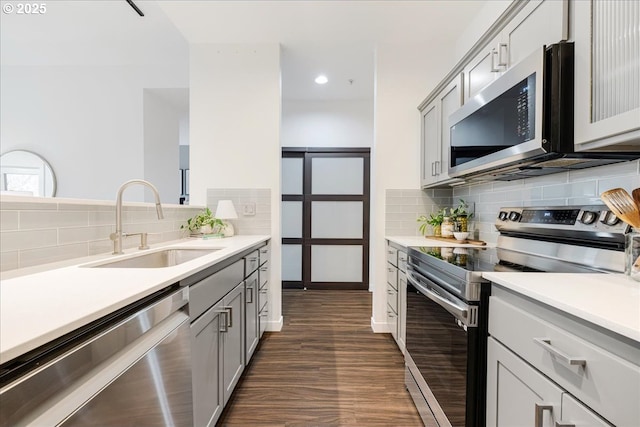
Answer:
424, 236, 487, 246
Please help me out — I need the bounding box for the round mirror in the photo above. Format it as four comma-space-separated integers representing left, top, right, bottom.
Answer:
0, 150, 57, 197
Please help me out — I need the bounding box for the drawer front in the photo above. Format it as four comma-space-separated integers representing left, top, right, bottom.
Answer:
387, 303, 398, 340
398, 250, 407, 273
259, 287, 268, 312
386, 246, 398, 266
387, 283, 398, 314
244, 250, 260, 276
386, 264, 398, 290
259, 245, 270, 266
259, 261, 269, 289
489, 296, 639, 427
190, 259, 244, 320
561, 394, 612, 427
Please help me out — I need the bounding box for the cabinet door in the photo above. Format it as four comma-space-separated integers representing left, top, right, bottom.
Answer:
487, 337, 563, 427
222, 283, 245, 405
438, 74, 463, 183
420, 101, 439, 187
397, 269, 407, 353
191, 301, 224, 427
574, 0, 640, 149
463, 35, 503, 101
503, 0, 568, 67
245, 271, 259, 363
560, 394, 613, 427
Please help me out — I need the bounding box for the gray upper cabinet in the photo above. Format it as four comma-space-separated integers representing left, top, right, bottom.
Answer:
573, 0, 640, 150
463, 0, 568, 103
420, 73, 464, 188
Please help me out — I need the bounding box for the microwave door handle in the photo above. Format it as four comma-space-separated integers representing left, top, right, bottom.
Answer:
406, 270, 469, 324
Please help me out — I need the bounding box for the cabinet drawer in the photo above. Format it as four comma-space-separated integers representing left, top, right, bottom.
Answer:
190, 260, 244, 320
398, 250, 407, 273
386, 263, 397, 290
244, 250, 260, 276
387, 283, 398, 314
489, 296, 639, 426
259, 261, 269, 289
386, 246, 398, 266
259, 245, 270, 266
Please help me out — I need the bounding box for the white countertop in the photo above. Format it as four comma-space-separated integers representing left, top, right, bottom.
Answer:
386, 235, 495, 248
0, 235, 269, 364
484, 272, 640, 343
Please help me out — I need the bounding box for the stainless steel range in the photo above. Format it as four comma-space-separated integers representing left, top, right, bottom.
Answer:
404, 205, 628, 427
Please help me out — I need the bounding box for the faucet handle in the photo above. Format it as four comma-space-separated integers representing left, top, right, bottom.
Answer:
120, 232, 150, 250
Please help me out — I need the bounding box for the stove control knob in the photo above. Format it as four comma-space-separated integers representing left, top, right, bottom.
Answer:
599, 211, 620, 226
580, 211, 598, 225
508, 211, 521, 222
498, 211, 509, 221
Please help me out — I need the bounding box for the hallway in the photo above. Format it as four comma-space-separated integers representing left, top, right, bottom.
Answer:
218, 290, 422, 426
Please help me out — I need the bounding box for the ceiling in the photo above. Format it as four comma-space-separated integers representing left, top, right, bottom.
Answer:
156, 0, 490, 101
1, 1, 490, 101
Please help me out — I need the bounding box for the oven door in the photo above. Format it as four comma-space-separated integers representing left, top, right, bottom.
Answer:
405, 267, 482, 427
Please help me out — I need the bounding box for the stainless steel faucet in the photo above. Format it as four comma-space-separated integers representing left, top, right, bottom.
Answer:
111, 179, 164, 254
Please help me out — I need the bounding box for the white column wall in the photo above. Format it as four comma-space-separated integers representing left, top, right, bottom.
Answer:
189, 43, 283, 330
371, 42, 456, 331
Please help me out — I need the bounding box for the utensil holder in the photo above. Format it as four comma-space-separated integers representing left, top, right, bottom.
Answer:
625, 229, 640, 281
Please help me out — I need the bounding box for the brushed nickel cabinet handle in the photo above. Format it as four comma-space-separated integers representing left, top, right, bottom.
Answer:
534, 338, 586, 367
555, 422, 576, 427
223, 306, 233, 328
535, 403, 553, 427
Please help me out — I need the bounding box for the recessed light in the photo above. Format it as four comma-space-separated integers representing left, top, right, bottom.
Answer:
315, 75, 328, 85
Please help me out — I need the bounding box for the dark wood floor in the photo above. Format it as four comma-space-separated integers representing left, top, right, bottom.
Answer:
218, 289, 423, 426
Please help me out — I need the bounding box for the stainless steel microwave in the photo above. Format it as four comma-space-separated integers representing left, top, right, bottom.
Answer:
448, 42, 639, 181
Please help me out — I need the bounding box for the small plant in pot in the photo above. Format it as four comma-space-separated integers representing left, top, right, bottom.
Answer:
417, 209, 445, 237
182, 208, 226, 235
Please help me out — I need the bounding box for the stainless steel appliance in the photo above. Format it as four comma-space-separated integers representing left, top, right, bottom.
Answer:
0, 285, 192, 427
448, 42, 639, 181
405, 205, 628, 427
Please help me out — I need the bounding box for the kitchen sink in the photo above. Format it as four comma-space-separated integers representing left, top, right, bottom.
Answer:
87, 248, 220, 268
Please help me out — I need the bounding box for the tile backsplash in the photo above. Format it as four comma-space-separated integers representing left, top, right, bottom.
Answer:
385, 189, 452, 236
456, 160, 640, 244
385, 160, 640, 243
206, 188, 271, 235
0, 196, 202, 272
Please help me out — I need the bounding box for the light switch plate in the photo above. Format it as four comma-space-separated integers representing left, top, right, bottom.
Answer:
243, 202, 256, 216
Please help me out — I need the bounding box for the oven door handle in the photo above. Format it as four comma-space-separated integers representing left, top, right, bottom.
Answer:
407, 270, 469, 325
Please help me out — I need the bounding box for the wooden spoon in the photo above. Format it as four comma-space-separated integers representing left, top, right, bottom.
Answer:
632, 188, 640, 211
600, 188, 640, 228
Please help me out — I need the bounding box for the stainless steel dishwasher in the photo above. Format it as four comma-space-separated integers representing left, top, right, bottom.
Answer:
0, 285, 192, 427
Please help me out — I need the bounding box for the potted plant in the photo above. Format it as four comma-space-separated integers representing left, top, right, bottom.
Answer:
182, 208, 226, 235
450, 199, 473, 232
417, 208, 445, 237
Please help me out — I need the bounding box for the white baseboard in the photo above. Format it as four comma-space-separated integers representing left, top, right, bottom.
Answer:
370, 316, 390, 333
265, 315, 283, 332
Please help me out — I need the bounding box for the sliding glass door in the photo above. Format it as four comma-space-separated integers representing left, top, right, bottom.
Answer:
281, 148, 370, 290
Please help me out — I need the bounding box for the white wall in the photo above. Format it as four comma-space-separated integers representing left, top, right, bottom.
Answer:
189, 43, 283, 331
143, 90, 182, 204
371, 41, 457, 331
281, 100, 373, 147
0, 1, 189, 202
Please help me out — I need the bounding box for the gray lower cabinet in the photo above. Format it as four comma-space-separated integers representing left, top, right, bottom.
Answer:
191, 300, 225, 427
189, 259, 246, 427
244, 270, 260, 363
385, 241, 407, 352
258, 245, 270, 338
221, 283, 245, 405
